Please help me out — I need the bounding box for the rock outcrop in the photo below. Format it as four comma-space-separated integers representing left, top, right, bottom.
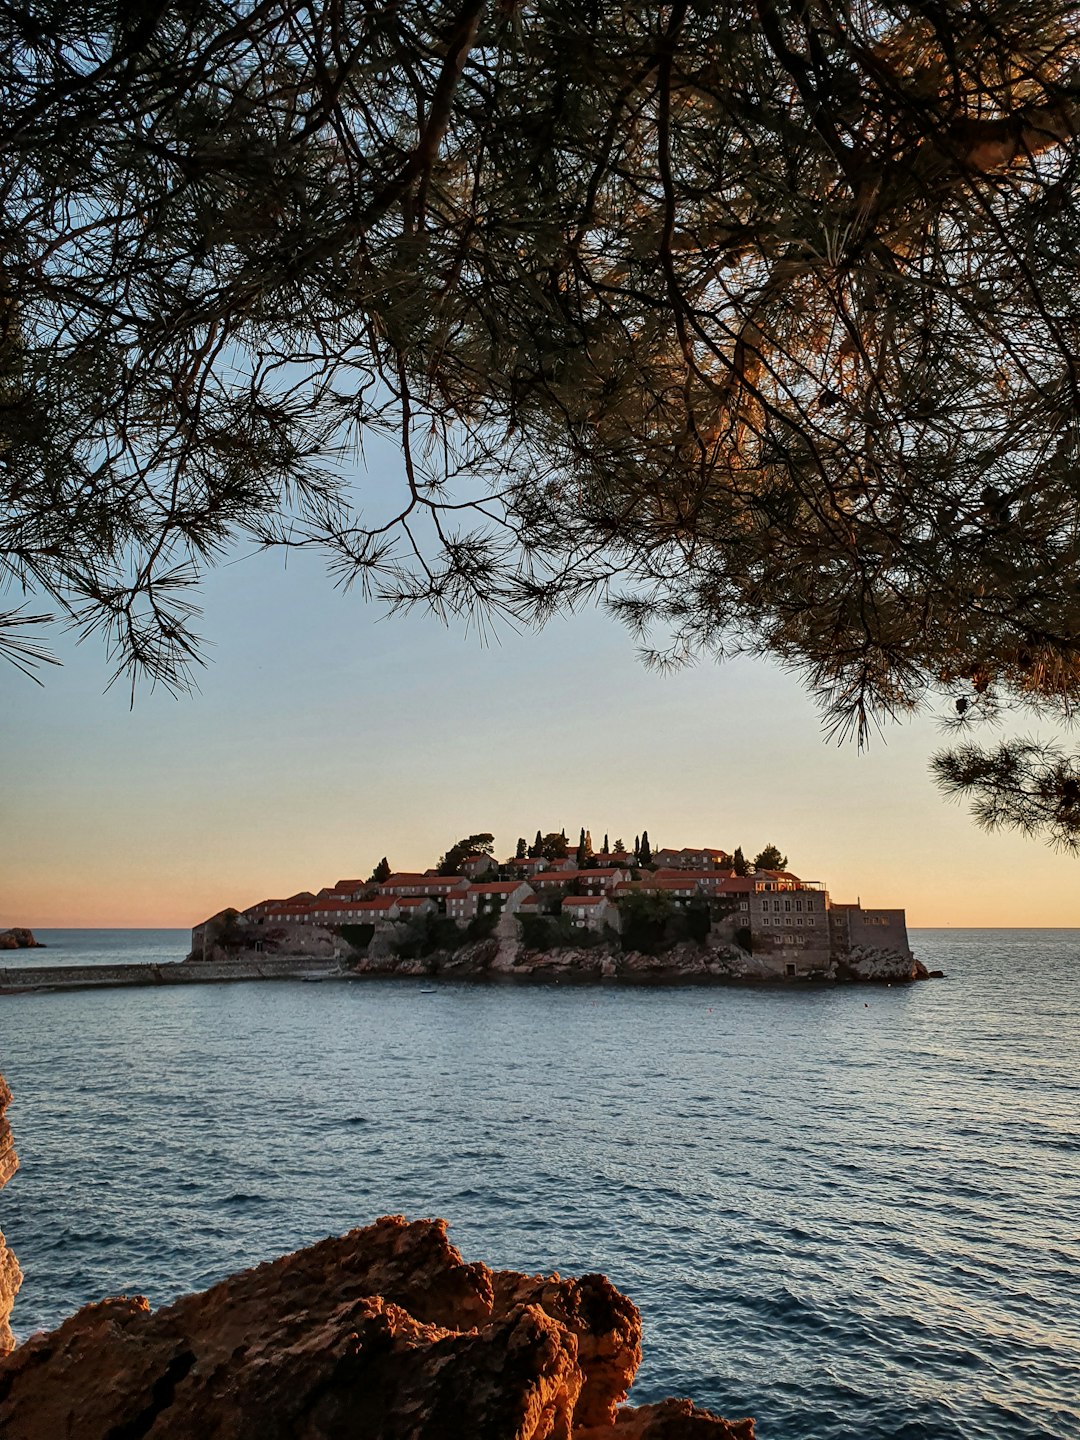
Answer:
839, 946, 929, 983
0, 1074, 22, 1355
0, 1213, 753, 1439
0, 930, 42, 951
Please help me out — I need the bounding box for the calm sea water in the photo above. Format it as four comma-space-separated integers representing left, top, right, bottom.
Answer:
0, 928, 1077, 1440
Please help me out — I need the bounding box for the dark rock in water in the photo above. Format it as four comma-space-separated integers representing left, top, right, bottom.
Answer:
0, 1213, 754, 1439
0, 1074, 22, 1355
0, 930, 43, 951
928, 969, 945, 979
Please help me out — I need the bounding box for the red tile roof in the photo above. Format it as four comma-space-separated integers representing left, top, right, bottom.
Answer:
564, 895, 609, 906
381, 874, 466, 889
468, 881, 527, 894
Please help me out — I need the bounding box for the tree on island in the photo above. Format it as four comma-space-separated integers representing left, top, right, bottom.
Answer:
603, 834, 609, 855
753, 845, 788, 873
438, 833, 496, 876
7, 2, 1080, 846
529, 831, 543, 859
370, 857, 392, 885
613, 838, 627, 858
540, 832, 569, 862
639, 831, 653, 867
515, 837, 528, 860
576, 828, 588, 869
731, 847, 749, 878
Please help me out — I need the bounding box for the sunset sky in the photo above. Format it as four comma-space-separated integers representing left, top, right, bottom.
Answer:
3, 530, 1079, 930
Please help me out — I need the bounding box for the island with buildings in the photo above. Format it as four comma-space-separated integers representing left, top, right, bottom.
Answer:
190, 833, 929, 986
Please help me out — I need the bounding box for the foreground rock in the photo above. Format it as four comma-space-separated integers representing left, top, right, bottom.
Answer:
0, 1074, 21, 1355
0, 930, 42, 951
0, 1214, 752, 1439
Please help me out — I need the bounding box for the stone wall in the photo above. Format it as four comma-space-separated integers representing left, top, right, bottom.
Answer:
0, 1073, 21, 1354
0, 956, 340, 993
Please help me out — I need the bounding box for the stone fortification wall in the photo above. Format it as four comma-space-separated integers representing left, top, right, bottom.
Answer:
0, 956, 338, 993
845, 908, 911, 957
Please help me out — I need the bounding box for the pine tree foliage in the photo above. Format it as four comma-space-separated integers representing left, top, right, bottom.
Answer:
753, 843, 787, 871
371, 856, 392, 883
3, 1, 1080, 838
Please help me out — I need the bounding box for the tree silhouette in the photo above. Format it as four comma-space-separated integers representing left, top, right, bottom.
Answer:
753, 845, 787, 872
6, 0, 1080, 843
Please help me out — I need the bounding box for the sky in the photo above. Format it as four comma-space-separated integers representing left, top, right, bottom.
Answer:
2, 529, 1079, 930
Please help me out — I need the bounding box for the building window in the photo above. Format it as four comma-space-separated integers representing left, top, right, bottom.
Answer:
784, 900, 791, 912
795, 899, 803, 912
785, 916, 792, 925
773, 900, 781, 911
806, 900, 814, 910
808, 918, 815, 926
797, 918, 804, 925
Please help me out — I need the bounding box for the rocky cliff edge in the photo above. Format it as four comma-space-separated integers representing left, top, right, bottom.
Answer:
0, 1211, 753, 1439
0, 1073, 22, 1355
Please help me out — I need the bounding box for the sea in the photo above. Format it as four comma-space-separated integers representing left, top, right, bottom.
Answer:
0, 928, 1077, 1440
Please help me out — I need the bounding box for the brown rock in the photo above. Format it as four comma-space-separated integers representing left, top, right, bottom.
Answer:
491, 1269, 641, 1427
0, 1074, 22, 1355
0, 1213, 754, 1438
0, 1290, 582, 1440
0, 930, 42, 950
578, 1398, 755, 1438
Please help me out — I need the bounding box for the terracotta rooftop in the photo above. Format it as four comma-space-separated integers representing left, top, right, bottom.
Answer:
468, 881, 527, 894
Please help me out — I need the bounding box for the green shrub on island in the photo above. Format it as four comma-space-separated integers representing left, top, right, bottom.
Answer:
392, 912, 464, 959
519, 912, 607, 951
615, 894, 713, 955
334, 923, 376, 953
465, 910, 500, 942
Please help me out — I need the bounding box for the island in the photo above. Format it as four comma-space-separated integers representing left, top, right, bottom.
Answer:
191, 834, 929, 986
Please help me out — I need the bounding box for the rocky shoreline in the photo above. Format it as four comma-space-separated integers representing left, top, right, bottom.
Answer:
0, 1072, 752, 1437
346, 937, 932, 985
0, 932, 934, 995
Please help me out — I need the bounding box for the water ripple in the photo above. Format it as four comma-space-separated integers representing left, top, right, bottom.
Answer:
1, 926, 1078, 1440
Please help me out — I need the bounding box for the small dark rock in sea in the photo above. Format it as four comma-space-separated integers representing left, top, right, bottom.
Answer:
0, 931, 43, 952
